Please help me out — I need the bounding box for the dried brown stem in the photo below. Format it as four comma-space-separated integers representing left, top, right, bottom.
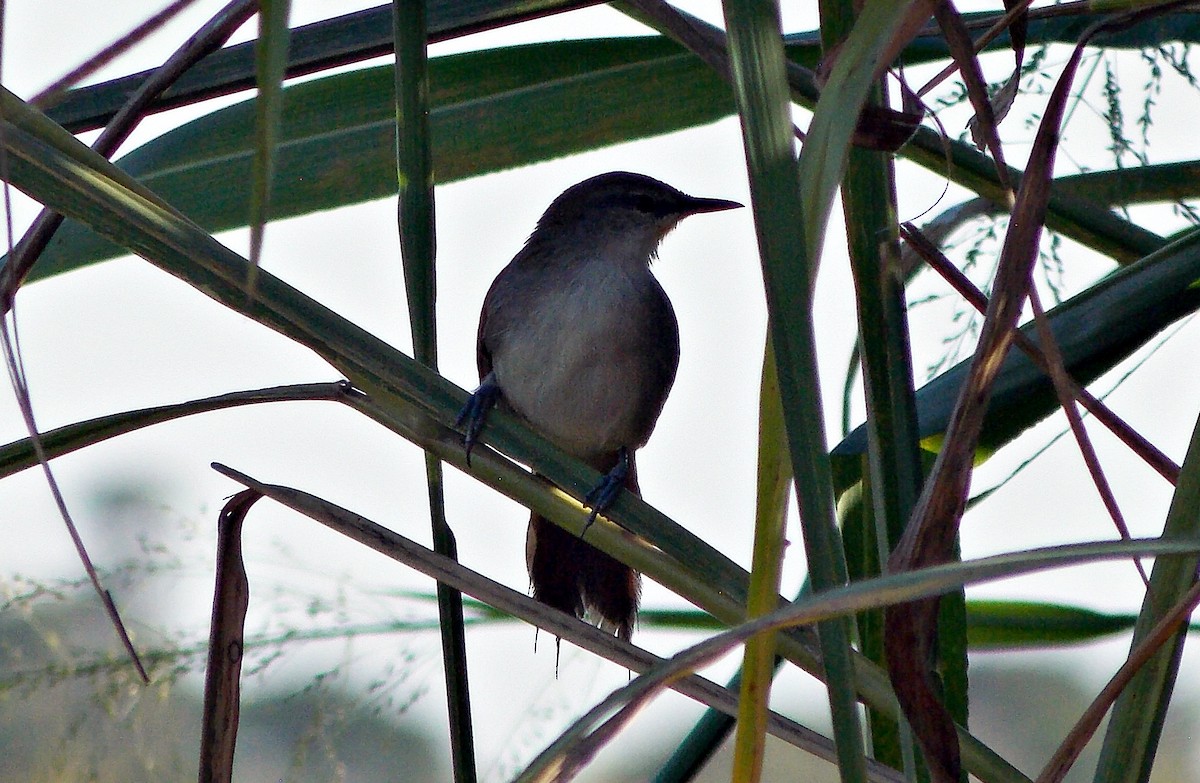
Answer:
899, 221, 1180, 486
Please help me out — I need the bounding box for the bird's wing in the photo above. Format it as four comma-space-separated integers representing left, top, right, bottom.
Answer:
475, 276, 499, 381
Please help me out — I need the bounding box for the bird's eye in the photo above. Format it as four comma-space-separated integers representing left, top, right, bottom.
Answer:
632, 194, 670, 216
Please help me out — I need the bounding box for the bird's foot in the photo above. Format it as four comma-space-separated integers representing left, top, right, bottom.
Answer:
582, 448, 630, 534
456, 374, 501, 466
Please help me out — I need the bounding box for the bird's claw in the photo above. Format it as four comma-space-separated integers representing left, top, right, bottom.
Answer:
582, 448, 630, 535
457, 377, 501, 466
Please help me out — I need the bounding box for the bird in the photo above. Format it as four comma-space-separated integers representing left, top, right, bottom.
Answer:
457, 171, 741, 640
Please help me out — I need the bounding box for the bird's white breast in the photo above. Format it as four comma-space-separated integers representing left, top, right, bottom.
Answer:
490, 257, 674, 461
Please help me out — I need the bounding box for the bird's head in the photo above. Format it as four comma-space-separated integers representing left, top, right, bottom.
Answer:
531, 172, 742, 258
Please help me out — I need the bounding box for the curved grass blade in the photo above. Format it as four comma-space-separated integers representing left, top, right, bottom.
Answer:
651, 599, 1190, 650
210, 463, 869, 777
30, 31, 1169, 282
516, 535, 1200, 783
0, 382, 351, 479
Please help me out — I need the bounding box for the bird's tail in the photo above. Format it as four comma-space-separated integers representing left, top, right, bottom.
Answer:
525, 461, 642, 640
526, 514, 640, 640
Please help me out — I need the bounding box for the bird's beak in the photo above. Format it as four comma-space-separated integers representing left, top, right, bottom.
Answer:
657, 195, 743, 242
683, 195, 744, 215
686, 196, 739, 216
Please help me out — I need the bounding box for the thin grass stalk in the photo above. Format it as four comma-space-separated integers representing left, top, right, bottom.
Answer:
30, 0, 202, 107
0, 23, 149, 683
732, 342, 793, 781
839, 81, 928, 774
816, 0, 925, 757
1092, 409, 1200, 782
721, 0, 868, 778
248, 0, 290, 279
394, 2, 476, 782
1026, 286, 1148, 584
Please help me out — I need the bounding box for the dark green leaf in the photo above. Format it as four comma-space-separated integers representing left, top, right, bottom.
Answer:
44, 1, 586, 132
31, 39, 731, 280
833, 230, 1200, 478
966, 600, 1135, 649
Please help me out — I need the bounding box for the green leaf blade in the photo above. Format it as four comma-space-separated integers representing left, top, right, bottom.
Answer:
31, 39, 732, 281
